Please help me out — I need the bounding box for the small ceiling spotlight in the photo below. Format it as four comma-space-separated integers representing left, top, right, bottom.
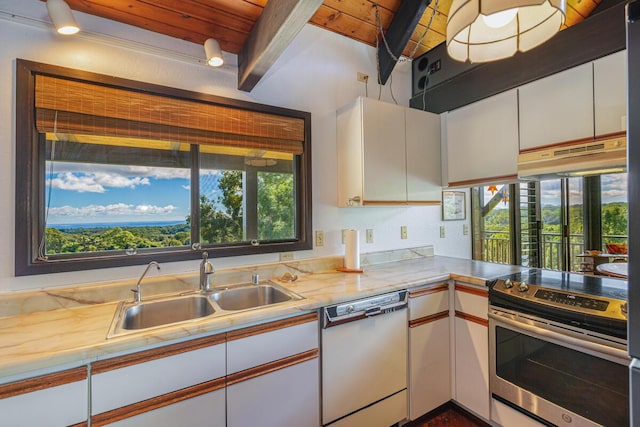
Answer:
46, 0, 80, 35
204, 38, 224, 67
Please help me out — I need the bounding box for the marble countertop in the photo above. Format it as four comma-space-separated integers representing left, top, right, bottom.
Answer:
0, 253, 524, 381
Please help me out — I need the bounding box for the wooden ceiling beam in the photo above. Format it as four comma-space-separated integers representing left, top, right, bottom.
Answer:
237, 0, 323, 92
377, 0, 432, 85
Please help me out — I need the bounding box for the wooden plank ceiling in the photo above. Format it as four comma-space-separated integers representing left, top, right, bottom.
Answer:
54, 0, 601, 59
51, 0, 601, 90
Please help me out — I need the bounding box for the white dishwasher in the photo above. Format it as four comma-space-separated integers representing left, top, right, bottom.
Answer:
321, 290, 408, 427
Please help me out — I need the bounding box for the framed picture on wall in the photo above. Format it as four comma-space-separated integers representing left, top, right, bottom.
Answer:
442, 191, 466, 221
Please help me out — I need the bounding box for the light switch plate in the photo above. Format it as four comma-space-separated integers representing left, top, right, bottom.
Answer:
401, 226, 408, 239
315, 230, 324, 247
341, 229, 347, 244
279, 252, 294, 261
463, 224, 469, 235
366, 229, 374, 243
440, 226, 445, 238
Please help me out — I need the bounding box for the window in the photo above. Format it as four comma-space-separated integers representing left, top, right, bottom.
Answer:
15, 60, 312, 276
471, 173, 628, 272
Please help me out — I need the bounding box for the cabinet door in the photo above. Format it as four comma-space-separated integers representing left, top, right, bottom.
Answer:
99, 388, 225, 427
454, 284, 489, 420
519, 63, 594, 150
0, 367, 87, 427
408, 284, 451, 420
91, 334, 225, 416
409, 317, 450, 420
405, 107, 441, 202
446, 89, 519, 186
361, 97, 407, 202
454, 316, 489, 420
594, 50, 627, 136
227, 358, 320, 427
226, 312, 318, 375
226, 313, 320, 427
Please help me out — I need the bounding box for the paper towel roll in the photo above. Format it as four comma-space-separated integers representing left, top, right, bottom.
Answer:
344, 229, 360, 270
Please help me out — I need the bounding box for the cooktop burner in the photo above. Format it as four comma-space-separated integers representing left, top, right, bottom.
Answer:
489, 269, 628, 339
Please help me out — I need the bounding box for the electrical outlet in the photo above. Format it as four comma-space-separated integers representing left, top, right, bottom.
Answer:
463, 224, 469, 235
440, 225, 445, 238
401, 225, 408, 240
342, 229, 348, 244
357, 72, 369, 83
315, 230, 324, 247
366, 229, 374, 244
279, 252, 294, 261
429, 59, 441, 74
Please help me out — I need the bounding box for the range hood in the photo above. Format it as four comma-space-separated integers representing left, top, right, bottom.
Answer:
517, 134, 627, 179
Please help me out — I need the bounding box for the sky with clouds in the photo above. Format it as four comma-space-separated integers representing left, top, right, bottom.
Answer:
46, 162, 220, 226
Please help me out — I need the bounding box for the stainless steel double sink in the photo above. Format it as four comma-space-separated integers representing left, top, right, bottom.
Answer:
107, 282, 303, 338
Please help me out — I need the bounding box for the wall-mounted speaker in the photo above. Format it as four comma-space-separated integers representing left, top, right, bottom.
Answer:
411, 53, 431, 97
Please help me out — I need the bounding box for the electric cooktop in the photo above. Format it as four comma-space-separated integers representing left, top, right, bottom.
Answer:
489, 269, 628, 338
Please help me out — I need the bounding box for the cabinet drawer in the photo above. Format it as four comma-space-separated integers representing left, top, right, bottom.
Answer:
329, 390, 407, 427
0, 367, 88, 427
97, 387, 225, 427
408, 284, 449, 321
227, 312, 318, 375
91, 334, 225, 415
454, 283, 488, 320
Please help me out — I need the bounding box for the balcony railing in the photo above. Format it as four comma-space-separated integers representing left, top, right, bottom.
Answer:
481, 231, 628, 271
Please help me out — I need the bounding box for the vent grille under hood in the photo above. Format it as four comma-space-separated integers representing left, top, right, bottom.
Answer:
517, 135, 627, 179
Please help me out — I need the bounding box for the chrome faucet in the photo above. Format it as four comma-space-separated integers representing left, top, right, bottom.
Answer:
200, 252, 215, 291
132, 261, 160, 302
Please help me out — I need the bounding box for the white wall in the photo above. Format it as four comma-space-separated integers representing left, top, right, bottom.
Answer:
0, 0, 471, 293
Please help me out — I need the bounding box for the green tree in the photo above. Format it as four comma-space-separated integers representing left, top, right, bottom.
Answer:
258, 172, 294, 239
198, 170, 243, 243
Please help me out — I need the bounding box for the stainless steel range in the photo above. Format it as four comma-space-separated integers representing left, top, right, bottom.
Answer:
488, 269, 629, 427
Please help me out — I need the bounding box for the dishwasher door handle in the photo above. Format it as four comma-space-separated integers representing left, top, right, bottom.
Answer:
364, 307, 383, 317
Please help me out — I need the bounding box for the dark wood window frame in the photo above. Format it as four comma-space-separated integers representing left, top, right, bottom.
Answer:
15, 59, 312, 276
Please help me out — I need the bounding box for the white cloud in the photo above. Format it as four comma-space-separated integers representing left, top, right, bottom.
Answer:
182, 185, 191, 190
48, 162, 191, 181
48, 172, 150, 193
48, 203, 177, 217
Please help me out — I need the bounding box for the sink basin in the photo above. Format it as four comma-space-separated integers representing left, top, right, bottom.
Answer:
107, 282, 303, 338
211, 283, 301, 311
108, 295, 215, 337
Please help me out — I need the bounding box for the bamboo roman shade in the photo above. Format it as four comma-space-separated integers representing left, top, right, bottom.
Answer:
34, 75, 304, 155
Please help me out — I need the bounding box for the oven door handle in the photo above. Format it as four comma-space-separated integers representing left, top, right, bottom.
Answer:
489, 311, 629, 363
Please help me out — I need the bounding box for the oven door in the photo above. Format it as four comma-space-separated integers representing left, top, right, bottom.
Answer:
489, 307, 629, 427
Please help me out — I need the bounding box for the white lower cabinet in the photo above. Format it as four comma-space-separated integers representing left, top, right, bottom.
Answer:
227, 357, 319, 427
0, 366, 88, 427
329, 389, 407, 427
104, 389, 225, 427
226, 312, 320, 427
408, 284, 451, 420
90, 334, 226, 427
453, 283, 490, 420
491, 398, 546, 427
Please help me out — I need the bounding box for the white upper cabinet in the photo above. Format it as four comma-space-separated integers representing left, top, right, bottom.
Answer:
594, 50, 627, 136
519, 63, 594, 150
337, 97, 441, 206
445, 89, 519, 186
406, 107, 442, 202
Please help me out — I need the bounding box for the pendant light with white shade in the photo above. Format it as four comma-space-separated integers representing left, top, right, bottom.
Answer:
446, 0, 566, 63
